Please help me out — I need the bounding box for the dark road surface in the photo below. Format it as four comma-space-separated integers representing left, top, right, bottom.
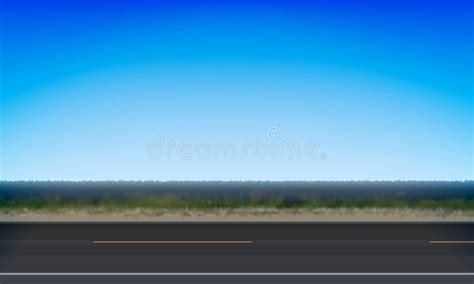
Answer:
0, 222, 473, 283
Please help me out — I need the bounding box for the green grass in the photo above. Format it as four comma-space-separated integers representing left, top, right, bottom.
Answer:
1, 194, 473, 213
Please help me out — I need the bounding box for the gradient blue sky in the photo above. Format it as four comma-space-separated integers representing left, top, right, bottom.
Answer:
1, 0, 473, 181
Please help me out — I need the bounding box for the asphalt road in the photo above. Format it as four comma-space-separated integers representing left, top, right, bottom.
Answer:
0, 222, 473, 283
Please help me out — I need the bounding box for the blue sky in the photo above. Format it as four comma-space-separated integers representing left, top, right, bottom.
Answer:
1, 0, 473, 180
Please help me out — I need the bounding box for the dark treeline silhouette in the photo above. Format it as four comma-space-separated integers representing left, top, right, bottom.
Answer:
0, 181, 473, 202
